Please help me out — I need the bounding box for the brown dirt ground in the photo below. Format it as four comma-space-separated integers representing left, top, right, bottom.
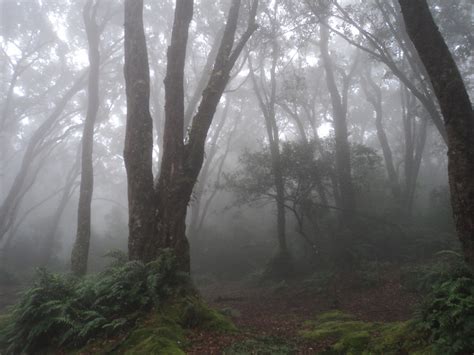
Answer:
186, 268, 419, 354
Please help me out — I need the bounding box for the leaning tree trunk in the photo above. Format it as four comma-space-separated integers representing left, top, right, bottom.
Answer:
399, 0, 474, 268
71, 0, 101, 276
124, 0, 258, 272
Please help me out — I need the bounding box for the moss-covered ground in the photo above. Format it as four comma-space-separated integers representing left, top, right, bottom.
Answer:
77, 296, 236, 354
300, 310, 432, 354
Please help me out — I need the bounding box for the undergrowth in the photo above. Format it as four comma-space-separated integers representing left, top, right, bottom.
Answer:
224, 336, 297, 354
302, 258, 474, 355
300, 310, 432, 354
0, 249, 233, 354
416, 263, 474, 354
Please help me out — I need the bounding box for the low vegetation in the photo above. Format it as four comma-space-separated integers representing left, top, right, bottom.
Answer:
0, 250, 234, 354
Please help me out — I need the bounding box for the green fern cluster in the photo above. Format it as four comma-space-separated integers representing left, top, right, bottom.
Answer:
0, 249, 192, 354
417, 265, 474, 354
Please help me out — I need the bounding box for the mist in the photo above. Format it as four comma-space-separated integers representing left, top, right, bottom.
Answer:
0, 0, 473, 353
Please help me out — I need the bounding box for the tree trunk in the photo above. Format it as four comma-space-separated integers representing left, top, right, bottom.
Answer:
360, 69, 401, 201
71, 0, 102, 276
399, 0, 474, 268
248, 37, 288, 255
44, 158, 79, 266
188, 101, 229, 238
124, 0, 156, 262
124, 0, 258, 272
319, 23, 356, 222
0, 72, 86, 242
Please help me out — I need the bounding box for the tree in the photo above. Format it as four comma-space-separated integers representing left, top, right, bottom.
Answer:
319, 19, 357, 223
398, 0, 474, 268
248, 25, 289, 263
71, 0, 106, 276
124, 0, 258, 272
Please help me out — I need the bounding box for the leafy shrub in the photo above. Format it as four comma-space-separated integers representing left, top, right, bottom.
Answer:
0, 249, 192, 353
400, 251, 466, 293
417, 269, 474, 354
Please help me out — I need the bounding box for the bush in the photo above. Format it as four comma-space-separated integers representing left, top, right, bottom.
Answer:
417, 269, 474, 354
0, 249, 193, 353
400, 252, 467, 293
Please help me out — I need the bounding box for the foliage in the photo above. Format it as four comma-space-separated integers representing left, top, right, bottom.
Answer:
226, 139, 382, 209
0, 249, 194, 353
84, 296, 235, 354
400, 252, 467, 293
416, 266, 474, 354
300, 310, 432, 354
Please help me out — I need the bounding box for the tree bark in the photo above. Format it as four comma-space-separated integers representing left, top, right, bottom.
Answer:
399, 0, 474, 268
124, 0, 258, 272
71, 0, 102, 276
124, 0, 156, 262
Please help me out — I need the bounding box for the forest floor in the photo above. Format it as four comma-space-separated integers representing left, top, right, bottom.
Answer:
0, 267, 420, 353
187, 268, 420, 353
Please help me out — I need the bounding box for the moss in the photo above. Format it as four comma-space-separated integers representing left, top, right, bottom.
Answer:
300, 311, 433, 354
180, 297, 236, 332
224, 336, 297, 354
76, 296, 235, 354
315, 310, 356, 323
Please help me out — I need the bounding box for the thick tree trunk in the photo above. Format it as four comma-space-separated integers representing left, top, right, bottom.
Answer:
319, 23, 356, 222
399, 0, 474, 268
124, 0, 258, 272
124, 0, 156, 262
71, 0, 102, 276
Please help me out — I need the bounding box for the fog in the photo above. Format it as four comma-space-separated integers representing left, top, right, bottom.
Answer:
0, 0, 473, 353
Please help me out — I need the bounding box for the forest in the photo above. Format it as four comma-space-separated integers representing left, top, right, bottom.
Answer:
0, 0, 473, 353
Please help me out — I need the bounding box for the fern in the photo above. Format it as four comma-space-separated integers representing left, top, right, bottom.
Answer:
0, 249, 192, 354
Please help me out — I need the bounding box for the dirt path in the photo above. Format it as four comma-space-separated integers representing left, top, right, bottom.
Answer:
187, 272, 419, 354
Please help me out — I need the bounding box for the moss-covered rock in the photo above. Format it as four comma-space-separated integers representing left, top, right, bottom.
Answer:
300, 311, 432, 354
